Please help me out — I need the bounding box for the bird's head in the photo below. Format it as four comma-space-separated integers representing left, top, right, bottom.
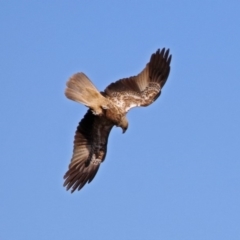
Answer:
118, 116, 128, 134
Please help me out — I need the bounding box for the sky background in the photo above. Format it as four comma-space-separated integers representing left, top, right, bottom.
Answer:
1, 1, 240, 239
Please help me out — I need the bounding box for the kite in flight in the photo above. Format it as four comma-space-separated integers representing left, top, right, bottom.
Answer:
64, 48, 172, 192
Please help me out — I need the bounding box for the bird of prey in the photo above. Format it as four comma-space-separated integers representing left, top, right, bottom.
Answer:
64, 48, 172, 192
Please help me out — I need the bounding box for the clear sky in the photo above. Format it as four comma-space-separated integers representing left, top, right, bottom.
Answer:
1, 1, 240, 240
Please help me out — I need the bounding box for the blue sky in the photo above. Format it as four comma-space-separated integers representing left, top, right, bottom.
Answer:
1, 1, 240, 239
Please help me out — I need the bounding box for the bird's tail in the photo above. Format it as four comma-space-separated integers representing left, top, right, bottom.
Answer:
65, 72, 109, 115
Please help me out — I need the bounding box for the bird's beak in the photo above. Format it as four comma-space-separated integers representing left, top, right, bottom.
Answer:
122, 129, 126, 134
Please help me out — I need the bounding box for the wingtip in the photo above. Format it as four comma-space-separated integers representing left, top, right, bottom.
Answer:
164, 49, 169, 58
157, 48, 172, 65
63, 160, 101, 193
167, 54, 172, 65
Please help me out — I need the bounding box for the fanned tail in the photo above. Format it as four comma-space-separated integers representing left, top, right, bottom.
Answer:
65, 72, 109, 115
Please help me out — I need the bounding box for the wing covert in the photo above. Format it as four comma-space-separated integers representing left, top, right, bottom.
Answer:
104, 48, 172, 112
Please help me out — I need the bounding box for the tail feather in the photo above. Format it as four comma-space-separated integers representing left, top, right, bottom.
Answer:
65, 72, 109, 114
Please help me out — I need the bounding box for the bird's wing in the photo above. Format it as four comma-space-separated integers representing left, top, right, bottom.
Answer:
63, 110, 113, 193
104, 48, 172, 112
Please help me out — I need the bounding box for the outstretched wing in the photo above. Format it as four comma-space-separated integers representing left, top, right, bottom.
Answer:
104, 48, 172, 112
63, 110, 113, 193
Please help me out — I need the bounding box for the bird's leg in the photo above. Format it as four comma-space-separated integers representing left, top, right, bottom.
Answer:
101, 104, 109, 110
91, 105, 103, 116
92, 103, 109, 115
91, 109, 102, 115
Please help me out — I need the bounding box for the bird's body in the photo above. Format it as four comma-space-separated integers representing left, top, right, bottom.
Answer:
64, 48, 172, 192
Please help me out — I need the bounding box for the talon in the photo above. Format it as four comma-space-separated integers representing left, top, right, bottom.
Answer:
91, 110, 97, 115
102, 105, 109, 110
91, 109, 103, 116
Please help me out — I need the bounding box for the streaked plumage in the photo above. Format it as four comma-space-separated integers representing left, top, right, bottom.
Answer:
64, 48, 172, 192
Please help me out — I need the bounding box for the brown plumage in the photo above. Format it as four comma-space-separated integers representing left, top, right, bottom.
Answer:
64, 48, 172, 192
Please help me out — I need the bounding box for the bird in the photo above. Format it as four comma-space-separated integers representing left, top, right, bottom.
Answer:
63, 48, 172, 193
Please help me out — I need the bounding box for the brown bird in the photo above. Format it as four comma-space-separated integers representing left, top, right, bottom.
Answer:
64, 48, 172, 192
